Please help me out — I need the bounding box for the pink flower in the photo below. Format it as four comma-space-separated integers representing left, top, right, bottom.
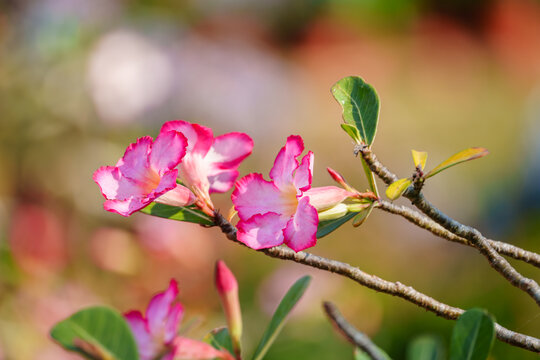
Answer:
93, 131, 196, 216
125, 280, 233, 360
160, 121, 253, 215
232, 135, 356, 252
124, 280, 184, 360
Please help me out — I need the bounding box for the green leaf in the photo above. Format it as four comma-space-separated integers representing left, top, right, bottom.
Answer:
204, 327, 235, 357
361, 157, 379, 197
316, 212, 358, 238
352, 204, 374, 227
385, 178, 412, 200
407, 335, 444, 360
341, 124, 362, 144
140, 203, 213, 226
411, 150, 428, 171
332, 76, 380, 145
354, 348, 371, 360
424, 148, 489, 179
251, 276, 311, 360
449, 309, 495, 360
354, 347, 392, 360
50, 306, 138, 360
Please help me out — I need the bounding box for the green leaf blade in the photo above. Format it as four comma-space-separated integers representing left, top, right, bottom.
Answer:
341, 124, 362, 144
361, 157, 379, 197
204, 327, 235, 357
407, 335, 444, 360
332, 76, 380, 145
385, 178, 412, 200
140, 203, 213, 226
251, 276, 311, 360
425, 148, 489, 179
50, 306, 138, 360
316, 212, 358, 238
449, 309, 495, 360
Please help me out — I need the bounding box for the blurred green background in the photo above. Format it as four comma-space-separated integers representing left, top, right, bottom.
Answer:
0, 0, 539, 358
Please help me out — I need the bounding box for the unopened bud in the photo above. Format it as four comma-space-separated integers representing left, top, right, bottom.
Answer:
318, 203, 348, 221
347, 203, 371, 213
327, 167, 347, 187
215, 261, 242, 358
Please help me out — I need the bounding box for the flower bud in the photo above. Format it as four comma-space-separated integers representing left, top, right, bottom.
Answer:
317, 203, 348, 221
327, 167, 347, 187
215, 260, 242, 358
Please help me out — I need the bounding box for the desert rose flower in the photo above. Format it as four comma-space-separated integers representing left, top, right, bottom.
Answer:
93, 131, 196, 216
232, 135, 356, 252
160, 121, 253, 215
125, 280, 233, 360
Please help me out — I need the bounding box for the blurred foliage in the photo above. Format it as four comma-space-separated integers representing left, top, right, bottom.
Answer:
0, 0, 539, 359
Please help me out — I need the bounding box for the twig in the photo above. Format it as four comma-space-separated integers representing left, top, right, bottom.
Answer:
359, 147, 540, 306
376, 200, 540, 268
213, 213, 540, 353
323, 301, 388, 360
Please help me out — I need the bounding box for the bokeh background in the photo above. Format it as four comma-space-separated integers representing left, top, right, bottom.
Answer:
1, 0, 540, 358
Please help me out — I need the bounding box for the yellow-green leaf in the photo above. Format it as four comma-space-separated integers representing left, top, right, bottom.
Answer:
361, 157, 379, 197
386, 178, 412, 200
425, 147, 489, 179
411, 150, 428, 170
341, 124, 362, 144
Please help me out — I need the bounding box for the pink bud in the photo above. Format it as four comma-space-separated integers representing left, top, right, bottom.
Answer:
215, 260, 242, 359
215, 260, 238, 294
327, 167, 347, 187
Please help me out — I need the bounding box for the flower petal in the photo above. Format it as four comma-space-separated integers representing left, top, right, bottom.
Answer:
155, 184, 196, 207
124, 311, 157, 360
149, 130, 188, 173
232, 173, 296, 220
151, 169, 180, 199
283, 197, 318, 252
116, 136, 153, 181
206, 132, 254, 194
146, 279, 180, 337
161, 120, 213, 158
93, 166, 121, 199
172, 337, 234, 360
103, 197, 149, 217
205, 133, 254, 188
302, 186, 356, 211
269, 135, 304, 191
236, 212, 287, 249
207, 170, 239, 194
94, 166, 149, 201
293, 151, 313, 192
164, 303, 184, 344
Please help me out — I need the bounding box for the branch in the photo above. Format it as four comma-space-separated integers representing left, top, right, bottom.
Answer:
359, 146, 540, 306
376, 200, 540, 268
213, 213, 540, 353
323, 301, 388, 360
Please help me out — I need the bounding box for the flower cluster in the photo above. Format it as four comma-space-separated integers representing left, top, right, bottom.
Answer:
94, 120, 253, 217
94, 122, 360, 252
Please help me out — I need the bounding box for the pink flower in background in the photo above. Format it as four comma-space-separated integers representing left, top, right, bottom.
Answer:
232, 135, 356, 252
160, 120, 253, 215
93, 131, 196, 216
125, 280, 232, 360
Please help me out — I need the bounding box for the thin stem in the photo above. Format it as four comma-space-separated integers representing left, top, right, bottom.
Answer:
213, 213, 540, 353
376, 200, 540, 268
359, 147, 540, 306
323, 301, 388, 360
